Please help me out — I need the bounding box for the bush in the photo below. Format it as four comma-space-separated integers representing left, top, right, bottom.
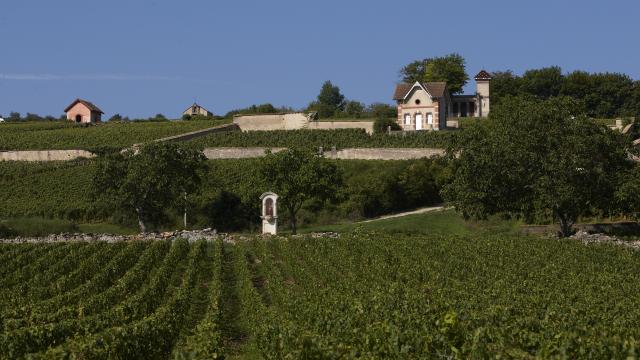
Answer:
373, 118, 401, 133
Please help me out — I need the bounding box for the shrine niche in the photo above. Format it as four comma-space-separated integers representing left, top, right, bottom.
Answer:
260, 192, 278, 235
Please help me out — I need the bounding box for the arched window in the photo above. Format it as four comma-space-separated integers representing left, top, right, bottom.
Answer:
265, 198, 274, 217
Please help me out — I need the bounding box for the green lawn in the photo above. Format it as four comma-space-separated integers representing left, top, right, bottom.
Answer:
299, 209, 521, 236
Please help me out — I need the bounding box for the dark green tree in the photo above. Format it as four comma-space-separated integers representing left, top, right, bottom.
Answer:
442, 96, 632, 237
109, 113, 123, 122
520, 66, 563, 99
400, 53, 469, 95
367, 103, 397, 119
311, 81, 345, 118
616, 164, 640, 220
489, 70, 522, 106
92, 142, 206, 232
343, 100, 365, 118
258, 149, 341, 234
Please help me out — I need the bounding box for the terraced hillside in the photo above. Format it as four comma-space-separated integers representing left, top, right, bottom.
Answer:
1, 233, 640, 358
0, 120, 227, 151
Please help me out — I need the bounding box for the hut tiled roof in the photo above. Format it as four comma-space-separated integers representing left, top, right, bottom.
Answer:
393, 83, 413, 100
474, 70, 492, 80
423, 82, 447, 98
393, 82, 447, 100
64, 98, 104, 113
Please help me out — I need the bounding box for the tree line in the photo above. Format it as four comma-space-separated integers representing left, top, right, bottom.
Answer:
399, 53, 640, 119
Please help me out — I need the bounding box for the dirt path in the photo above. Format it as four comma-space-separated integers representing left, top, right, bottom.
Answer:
359, 205, 447, 223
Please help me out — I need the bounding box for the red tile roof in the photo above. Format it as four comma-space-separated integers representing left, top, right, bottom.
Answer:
64, 98, 104, 113
474, 70, 492, 80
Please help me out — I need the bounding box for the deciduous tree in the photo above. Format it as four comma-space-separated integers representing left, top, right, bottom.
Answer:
400, 53, 469, 95
258, 149, 341, 234
92, 142, 206, 232
442, 96, 633, 237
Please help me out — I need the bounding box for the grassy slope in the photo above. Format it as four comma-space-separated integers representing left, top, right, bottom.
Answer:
0, 120, 229, 150
300, 209, 520, 236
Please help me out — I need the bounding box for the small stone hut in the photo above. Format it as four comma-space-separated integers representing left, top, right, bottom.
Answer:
64, 98, 104, 123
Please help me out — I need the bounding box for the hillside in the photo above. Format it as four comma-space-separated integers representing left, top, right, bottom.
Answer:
0, 120, 228, 151
1, 232, 639, 358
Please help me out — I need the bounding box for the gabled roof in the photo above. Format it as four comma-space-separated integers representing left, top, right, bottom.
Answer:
423, 82, 447, 98
393, 82, 447, 100
474, 70, 492, 80
393, 83, 413, 100
184, 102, 211, 114
64, 98, 104, 113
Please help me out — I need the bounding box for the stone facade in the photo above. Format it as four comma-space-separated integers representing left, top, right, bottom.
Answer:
394, 70, 492, 131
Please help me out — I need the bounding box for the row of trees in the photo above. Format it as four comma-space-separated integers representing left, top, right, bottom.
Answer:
491, 67, 640, 118
92, 144, 343, 234
1, 112, 65, 121
399, 53, 640, 118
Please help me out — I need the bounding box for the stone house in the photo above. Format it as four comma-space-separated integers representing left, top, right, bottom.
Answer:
183, 103, 213, 117
64, 98, 103, 123
393, 70, 492, 131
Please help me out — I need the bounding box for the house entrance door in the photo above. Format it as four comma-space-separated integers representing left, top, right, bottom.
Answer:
415, 114, 423, 130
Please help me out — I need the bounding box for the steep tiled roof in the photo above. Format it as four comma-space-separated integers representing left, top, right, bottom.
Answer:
64, 98, 104, 113
474, 70, 492, 80
393, 82, 447, 100
393, 83, 413, 100
423, 82, 447, 98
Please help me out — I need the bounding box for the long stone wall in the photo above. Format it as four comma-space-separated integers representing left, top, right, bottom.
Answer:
203, 147, 287, 159
0, 150, 96, 162
203, 147, 445, 160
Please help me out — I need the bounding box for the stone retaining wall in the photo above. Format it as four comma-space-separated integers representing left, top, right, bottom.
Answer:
203, 147, 445, 160
0, 150, 96, 162
308, 121, 374, 134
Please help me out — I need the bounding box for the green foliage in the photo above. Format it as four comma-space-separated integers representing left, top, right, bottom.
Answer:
373, 117, 401, 133
224, 103, 293, 118
616, 164, 640, 220
91, 142, 206, 232
0, 119, 227, 150
258, 149, 342, 234
236, 232, 640, 358
308, 80, 346, 118
491, 67, 639, 118
401, 53, 469, 94
189, 128, 456, 149
443, 96, 633, 236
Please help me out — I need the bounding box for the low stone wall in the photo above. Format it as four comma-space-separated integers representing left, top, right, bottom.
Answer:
0, 150, 96, 162
233, 113, 312, 131
329, 148, 445, 160
308, 121, 374, 134
0, 229, 226, 244
203, 147, 287, 159
203, 147, 445, 160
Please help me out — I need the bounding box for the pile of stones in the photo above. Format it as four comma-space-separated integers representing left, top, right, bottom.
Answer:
570, 230, 640, 250
0, 228, 229, 244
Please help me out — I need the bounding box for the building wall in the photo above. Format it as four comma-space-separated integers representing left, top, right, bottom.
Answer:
476, 80, 490, 117
397, 86, 441, 131
66, 103, 93, 123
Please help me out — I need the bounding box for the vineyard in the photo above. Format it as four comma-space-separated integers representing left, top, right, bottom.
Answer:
188, 129, 457, 149
1, 233, 640, 358
0, 120, 227, 151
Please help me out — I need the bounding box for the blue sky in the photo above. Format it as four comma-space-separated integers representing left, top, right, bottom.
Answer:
1, 0, 638, 119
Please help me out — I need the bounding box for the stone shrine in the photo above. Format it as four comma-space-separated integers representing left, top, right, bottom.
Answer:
260, 192, 278, 235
